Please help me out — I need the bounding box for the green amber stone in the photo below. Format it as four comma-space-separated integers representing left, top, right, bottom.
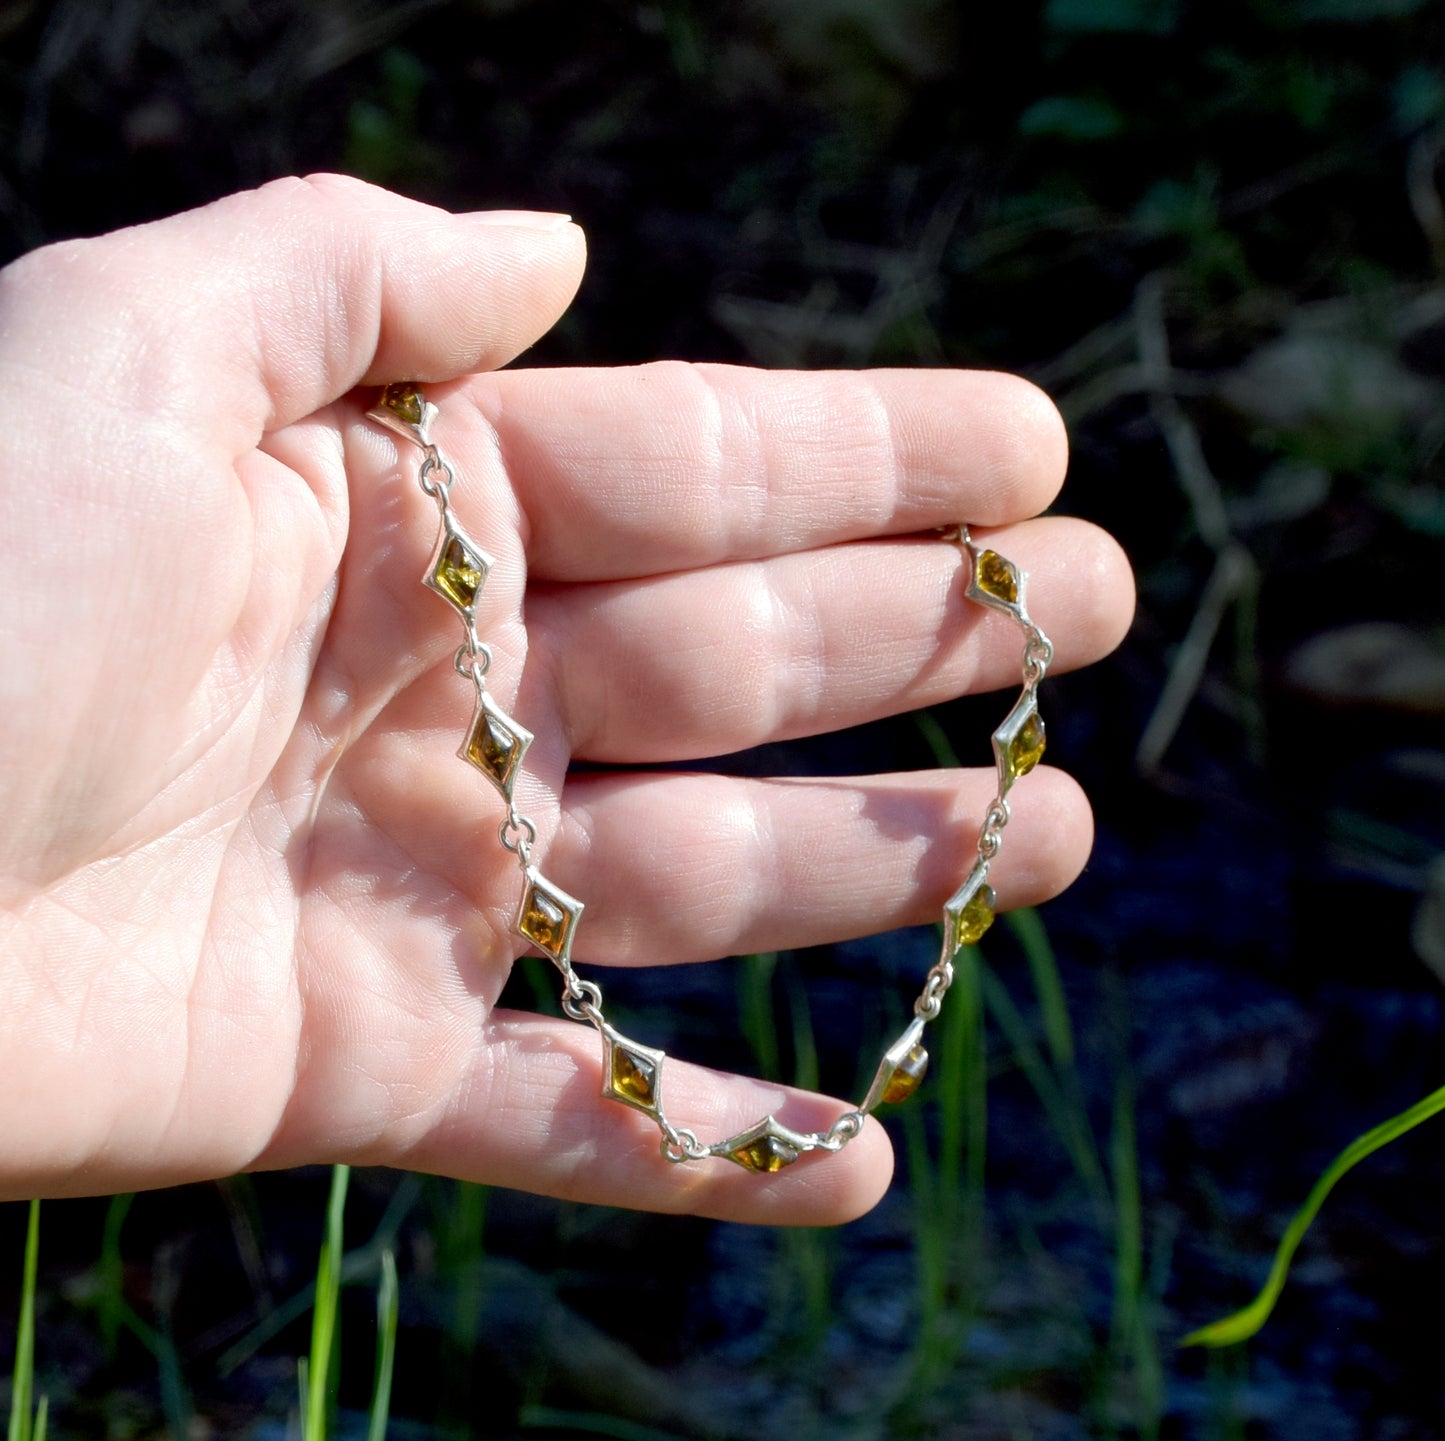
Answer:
1007, 712, 1047, 779
952, 886, 996, 950
434, 535, 484, 610
520, 888, 568, 955
380, 381, 425, 426
468, 712, 516, 784
976, 549, 1019, 604
881, 1043, 929, 1104
731, 1136, 798, 1173
610, 1047, 657, 1107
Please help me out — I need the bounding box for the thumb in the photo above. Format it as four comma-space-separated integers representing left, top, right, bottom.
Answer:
1, 173, 587, 444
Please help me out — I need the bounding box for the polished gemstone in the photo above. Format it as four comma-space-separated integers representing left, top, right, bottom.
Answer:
380, 382, 424, 426
952, 886, 996, 950
466, 711, 518, 787
519, 879, 576, 959
881, 1043, 930, 1104
610, 1047, 657, 1107
976, 549, 1019, 604
433, 535, 485, 611
730, 1135, 799, 1173
1007, 712, 1047, 779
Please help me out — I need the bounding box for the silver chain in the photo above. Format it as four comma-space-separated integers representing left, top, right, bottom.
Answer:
369, 384, 1053, 1173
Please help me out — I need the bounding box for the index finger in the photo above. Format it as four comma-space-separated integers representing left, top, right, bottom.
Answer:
433, 362, 1068, 582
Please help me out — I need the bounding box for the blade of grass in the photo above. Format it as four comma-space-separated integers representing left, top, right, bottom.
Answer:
434, 1178, 486, 1428
1004, 907, 1075, 1071
367, 1249, 398, 1441
220, 1173, 419, 1378
305, 1164, 351, 1441
152, 1252, 193, 1441
783, 961, 819, 1094
8, 1200, 39, 1441
1109, 1067, 1164, 1440
737, 952, 780, 1082
98, 1194, 133, 1362
980, 966, 1110, 1212
1183, 1081, 1445, 1347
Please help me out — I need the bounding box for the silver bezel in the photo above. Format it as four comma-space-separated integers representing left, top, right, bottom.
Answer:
963, 540, 1028, 620
991, 692, 1044, 797
516, 865, 584, 968
861, 1016, 930, 1113
366, 394, 439, 449
942, 860, 995, 960
599, 1024, 667, 1117
712, 1114, 813, 1170
457, 690, 533, 802
423, 514, 493, 617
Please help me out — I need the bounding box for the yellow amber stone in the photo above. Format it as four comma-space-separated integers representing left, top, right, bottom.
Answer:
881, 1043, 929, 1104
611, 1047, 657, 1107
381, 382, 424, 425
976, 549, 1019, 604
731, 1136, 797, 1173
520, 889, 569, 955
1007, 712, 1046, 779
434, 536, 483, 610
467, 713, 516, 784
952, 887, 995, 950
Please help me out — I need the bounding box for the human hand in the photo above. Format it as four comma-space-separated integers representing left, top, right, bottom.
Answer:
0, 175, 1132, 1222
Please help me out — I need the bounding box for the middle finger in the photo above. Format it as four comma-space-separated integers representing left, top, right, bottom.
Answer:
530, 517, 1128, 764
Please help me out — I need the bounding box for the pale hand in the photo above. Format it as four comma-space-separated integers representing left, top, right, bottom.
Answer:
0, 176, 1132, 1222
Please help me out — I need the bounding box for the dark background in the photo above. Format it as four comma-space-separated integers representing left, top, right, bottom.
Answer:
3, 0, 1445, 1437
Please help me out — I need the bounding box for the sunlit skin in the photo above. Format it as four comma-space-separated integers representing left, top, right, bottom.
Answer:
0, 175, 1133, 1223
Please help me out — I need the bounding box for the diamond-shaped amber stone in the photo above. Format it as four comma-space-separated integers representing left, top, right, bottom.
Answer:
976, 549, 1019, 604
380, 382, 425, 426
1007, 712, 1046, 779
433, 535, 485, 611
467, 711, 519, 786
730, 1135, 799, 1173
520, 885, 571, 958
882, 1043, 930, 1104
610, 1047, 657, 1107
951, 887, 996, 950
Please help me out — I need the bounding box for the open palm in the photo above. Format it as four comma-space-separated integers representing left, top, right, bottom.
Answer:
0, 176, 1131, 1223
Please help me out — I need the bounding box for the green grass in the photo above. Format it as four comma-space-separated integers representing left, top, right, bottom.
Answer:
6, 1201, 43, 1441
302, 1163, 351, 1441
1183, 1080, 1445, 1347
369, 1248, 399, 1441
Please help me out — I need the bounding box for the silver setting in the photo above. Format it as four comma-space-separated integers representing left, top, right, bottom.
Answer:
712, 1115, 815, 1172
366, 387, 438, 449
516, 866, 583, 968
942, 860, 997, 958
459, 690, 533, 802
599, 1024, 667, 1117
861, 1016, 930, 1113
963, 541, 1028, 619
991, 691, 1046, 797
424, 514, 493, 617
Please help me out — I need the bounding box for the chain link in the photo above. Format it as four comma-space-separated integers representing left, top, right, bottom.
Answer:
914, 958, 955, 1019
498, 811, 536, 866
417, 450, 454, 500
561, 977, 605, 1025
660, 1125, 708, 1163
813, 1110, 864, 1152
977, 798, 1011, 860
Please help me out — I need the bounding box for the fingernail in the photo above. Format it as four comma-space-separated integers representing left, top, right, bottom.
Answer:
465, 209, 574, 231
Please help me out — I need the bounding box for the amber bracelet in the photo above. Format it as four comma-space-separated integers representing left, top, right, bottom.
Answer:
367, 382, 1053, 1172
